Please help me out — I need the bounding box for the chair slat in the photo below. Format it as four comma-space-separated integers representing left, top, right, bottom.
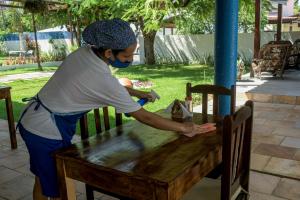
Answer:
103, 107, 110, 131
191, 84, 232, 95
213, 94, 219, 116
116, 112, 122, 126
80, 114, 89, 140
186, 83, 236, 122
202, 93, 208, 123
221, 100, 254, 200
93, 109, 102, 134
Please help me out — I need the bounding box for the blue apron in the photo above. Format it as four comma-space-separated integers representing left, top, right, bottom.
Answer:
17, 95, 89, 146
17, 95, 89, 197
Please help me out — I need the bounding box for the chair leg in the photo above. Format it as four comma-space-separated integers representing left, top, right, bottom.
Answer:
205, 163, 222, 179
86, 184, 94, 200
236, 192, 249, 200
5, 95, 17, 149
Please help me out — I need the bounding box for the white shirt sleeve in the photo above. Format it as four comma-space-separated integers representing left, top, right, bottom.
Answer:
91, 75, 141, 113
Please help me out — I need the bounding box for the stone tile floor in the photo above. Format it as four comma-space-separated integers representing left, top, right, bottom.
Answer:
238, 69, 300, 96
0, 102, 300, 199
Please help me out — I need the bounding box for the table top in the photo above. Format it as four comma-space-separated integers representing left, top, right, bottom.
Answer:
56, 112, 222, 185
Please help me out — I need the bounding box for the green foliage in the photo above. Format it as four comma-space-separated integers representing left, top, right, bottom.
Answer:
176, 0, 272, 34
239, 0, 272, 33
0, 8, 32, 34
69, 44, 79, 53
175, 0, 215, 34
0, 40, 8, 56
41, 39, 67, 62
48, 38, 67, 60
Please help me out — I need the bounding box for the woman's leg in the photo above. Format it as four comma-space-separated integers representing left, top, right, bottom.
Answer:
33, 176, 48, 200
33, 176, 62, 200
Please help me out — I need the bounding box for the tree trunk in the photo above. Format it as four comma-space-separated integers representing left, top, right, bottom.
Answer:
32, 12, 42, 71
143, 31, 156, 65
68, 11, 74, 46
18, 32, 24, 51
70, 25, 74, 46
76, 17, 81, 47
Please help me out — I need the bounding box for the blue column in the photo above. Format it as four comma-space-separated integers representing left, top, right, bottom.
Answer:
214, 0, 239, 116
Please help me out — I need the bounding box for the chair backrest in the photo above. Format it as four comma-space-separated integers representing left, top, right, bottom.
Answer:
79, 107, 122, 140
221, 100, 253, 200
186, 83, 236, 123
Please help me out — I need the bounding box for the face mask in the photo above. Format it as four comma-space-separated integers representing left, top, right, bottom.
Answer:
109, 58, 131, 68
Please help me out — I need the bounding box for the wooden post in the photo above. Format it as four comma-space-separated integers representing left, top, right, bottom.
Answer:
252, 0, 261, 78
277, 4, 283, 41
32, 12, 42, 71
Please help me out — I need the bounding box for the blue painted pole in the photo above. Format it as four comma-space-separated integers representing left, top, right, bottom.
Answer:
214, 0, 239, 116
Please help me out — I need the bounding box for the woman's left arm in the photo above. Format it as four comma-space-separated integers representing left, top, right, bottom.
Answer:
125, 87, 155, 101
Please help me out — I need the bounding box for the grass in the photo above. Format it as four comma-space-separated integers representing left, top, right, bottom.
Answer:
0, 64, 214, 135
0, 66, 58, 77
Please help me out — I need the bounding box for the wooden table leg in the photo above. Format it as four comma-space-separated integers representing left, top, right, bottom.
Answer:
56, 157, 76, 200
5, 93, 17, 149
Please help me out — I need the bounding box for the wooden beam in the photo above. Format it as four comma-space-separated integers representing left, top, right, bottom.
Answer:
252, 0, 261, 77
0, 4, 23, 8
3, 0, 24, 3
277, 4, 283, 41
254, 0, 261, 59
5, 0, 65, 4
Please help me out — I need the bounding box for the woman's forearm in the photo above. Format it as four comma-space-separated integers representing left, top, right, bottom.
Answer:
125, 87, 140, 98
130, 108, 186, 133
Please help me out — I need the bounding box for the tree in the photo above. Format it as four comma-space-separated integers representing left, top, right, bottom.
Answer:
64, 0, 182, 65
24, 0, 52, 71
0, 8, 32, 51
176, 0, 272, 34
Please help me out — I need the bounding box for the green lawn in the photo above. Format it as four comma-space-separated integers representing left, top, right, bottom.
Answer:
0, 66, 58, 77
0, 64, 214, 135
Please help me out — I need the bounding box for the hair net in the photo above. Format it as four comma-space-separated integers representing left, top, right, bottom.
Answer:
82, 18, 136, 50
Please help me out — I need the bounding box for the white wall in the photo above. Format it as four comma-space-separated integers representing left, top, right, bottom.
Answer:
5, 31, 300, 65
4, 39, 72, 53
145, 31, 300, 64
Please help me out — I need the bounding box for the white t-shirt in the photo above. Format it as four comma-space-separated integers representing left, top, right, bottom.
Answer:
20, 46, 141, 140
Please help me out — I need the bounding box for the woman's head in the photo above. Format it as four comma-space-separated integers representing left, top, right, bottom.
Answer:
82, 19, 137, 68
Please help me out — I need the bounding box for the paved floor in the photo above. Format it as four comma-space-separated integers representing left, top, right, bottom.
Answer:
251, 102, 300, 180
0, 101, 300, 200
238, 70, 300, 105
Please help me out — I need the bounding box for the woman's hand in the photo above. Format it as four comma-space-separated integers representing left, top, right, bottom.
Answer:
125, 87, 157, 102
181, 122, 216, 137
136, 91, 156, 102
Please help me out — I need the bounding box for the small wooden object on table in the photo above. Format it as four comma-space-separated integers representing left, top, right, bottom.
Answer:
171, 99, 188, 122
0, 86, 17, 149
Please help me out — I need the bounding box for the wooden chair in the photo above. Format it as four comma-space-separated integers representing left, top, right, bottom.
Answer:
186, 83, 236, 123
79, 107, 123, 200
79, 107, 122, 140
0, 86, 17, 149
251, 41, 292, 79
183, 100, 254, 200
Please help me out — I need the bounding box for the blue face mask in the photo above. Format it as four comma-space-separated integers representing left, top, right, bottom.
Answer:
109, 58, 131, 68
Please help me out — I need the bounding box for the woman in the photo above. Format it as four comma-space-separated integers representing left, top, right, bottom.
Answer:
18, 19, 207, 200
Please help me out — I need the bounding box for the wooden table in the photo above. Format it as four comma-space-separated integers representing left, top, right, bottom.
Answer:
0, 86, 17, 149
55, 113, 222, 200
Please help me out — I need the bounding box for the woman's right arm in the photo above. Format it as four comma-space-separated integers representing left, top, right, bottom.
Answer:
129, 108, 208, 136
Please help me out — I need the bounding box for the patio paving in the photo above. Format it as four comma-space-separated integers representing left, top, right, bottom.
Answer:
0, 100, 300, 199
238, 69, 300, 105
